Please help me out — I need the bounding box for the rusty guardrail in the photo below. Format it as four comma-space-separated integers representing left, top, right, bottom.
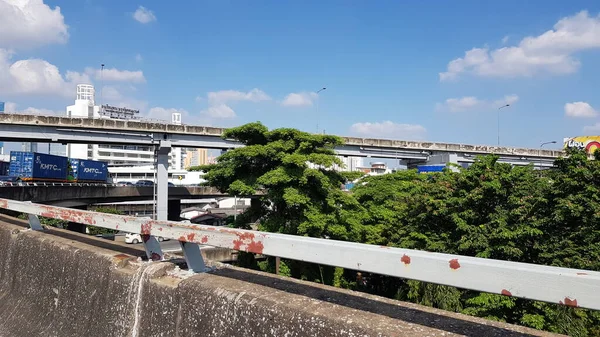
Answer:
0, 198, 597, 310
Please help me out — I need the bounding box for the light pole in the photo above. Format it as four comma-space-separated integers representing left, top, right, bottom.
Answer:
539, 140, 557, 170
497, 104, 510, 146
100, 64, 105, 108
316, 87, 326, 134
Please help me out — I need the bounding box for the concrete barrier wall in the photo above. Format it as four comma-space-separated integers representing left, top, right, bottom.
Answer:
0, 218, 562, 337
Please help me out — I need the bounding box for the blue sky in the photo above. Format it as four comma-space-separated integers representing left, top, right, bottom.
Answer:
2, 1, 600, 149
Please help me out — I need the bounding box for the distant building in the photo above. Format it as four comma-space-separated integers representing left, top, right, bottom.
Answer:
356, 161, 393, 176
184, 149, 209, 168
334, 156, 364, 171
64, 84, 185, 182
0, 101, 3, 154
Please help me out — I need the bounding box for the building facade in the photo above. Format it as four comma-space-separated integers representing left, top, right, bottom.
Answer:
65, 84, 185, 183
183, 149, 209, 169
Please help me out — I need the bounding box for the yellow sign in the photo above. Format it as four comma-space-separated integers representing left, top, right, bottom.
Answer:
563, 136, 600, 155
178, 176, 182, 180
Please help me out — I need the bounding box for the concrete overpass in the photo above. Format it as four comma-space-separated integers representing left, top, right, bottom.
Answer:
0, 214, 563, 337
0, 113, 563, 162
0, 113, 563, 223
0, 185, 233, 207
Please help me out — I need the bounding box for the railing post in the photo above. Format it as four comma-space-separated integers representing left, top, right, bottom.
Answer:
27, 214, 44, 231
180, 241, 206, 272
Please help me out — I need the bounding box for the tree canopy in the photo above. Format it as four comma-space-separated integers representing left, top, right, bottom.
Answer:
196, 122, 600, 336
190, 122, 366, 241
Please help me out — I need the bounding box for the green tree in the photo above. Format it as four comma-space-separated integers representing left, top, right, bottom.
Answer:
190, 122, 367, 240
192, 122, 369, 284
18, 213, 69, 229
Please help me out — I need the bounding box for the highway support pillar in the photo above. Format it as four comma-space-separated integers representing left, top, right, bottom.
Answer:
156, 141, 171, 221
140, 140, 171, 262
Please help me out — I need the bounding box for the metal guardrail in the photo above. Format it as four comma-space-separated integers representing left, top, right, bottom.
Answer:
0, 198, 598, 311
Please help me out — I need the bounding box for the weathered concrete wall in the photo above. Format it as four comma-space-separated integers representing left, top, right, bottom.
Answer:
0, 217, 563, 337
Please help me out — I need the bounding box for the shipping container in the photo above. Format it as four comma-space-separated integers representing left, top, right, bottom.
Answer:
416, 165, 446, 173
9, 151, 68, 181
69, 158, 108, 182
0, 161, 9, 176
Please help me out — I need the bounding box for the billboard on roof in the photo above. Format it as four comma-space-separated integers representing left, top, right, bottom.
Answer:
563, 136, 600, 156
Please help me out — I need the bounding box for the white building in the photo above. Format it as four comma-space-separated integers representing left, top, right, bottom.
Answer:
356, 162, 393, 176
334, 156, 364, 172
65, 84, 187, 183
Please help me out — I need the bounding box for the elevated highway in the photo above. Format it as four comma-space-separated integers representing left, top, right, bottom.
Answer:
0, 185, 233, 207
0, 114, 563, 162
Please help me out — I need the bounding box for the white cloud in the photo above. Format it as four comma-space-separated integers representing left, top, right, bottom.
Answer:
442, 96, 482, 112
195, 88, 270, 120
200, 104, 236, 119
4, 102, 17, 112
3, 102, 59, 115
583, 123, 600, 133
21, 107, 58, 115
147, 107, 188, 122
133, 6, 156, 24
0, 48, 89, 97
495, 94, 520, 106
100, 86, 123, 101
349, 121, 427, 140
502, 36, 509, 44
207, 88, 270, 105
135, 53, 143, 62
440, 11, 600, 81
436, 94, 519, 112
85, 67, 145, 83
281, 92, 318, 107
0, 0, 68, 50
565, 101, 598, 118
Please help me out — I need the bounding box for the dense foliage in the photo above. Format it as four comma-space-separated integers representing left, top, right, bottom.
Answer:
199, 123, 600, 336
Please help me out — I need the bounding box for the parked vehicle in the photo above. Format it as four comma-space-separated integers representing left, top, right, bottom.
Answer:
135, 180, 154, 186
124, 233, 169, 244
69, 159, 108, 183
9, 151, 69, 182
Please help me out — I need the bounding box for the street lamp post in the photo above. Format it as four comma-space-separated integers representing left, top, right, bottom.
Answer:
316, 87, 326, 134
497, 104, 510, 146
539, 141, 557, 170
100, 64, 105, 107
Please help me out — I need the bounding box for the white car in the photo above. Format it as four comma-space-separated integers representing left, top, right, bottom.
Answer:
125, 233, 170, 244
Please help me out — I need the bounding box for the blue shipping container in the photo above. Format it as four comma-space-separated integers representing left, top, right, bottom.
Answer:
69, 159, 108, 182
9, 151, 68, 181
417, 165, 446, 173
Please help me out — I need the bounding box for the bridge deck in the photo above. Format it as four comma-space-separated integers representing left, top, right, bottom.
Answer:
0, 215, 563, 336
0, 113, 563, 158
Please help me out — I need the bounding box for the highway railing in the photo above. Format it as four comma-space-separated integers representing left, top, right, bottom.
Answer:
0, 198, 598, 311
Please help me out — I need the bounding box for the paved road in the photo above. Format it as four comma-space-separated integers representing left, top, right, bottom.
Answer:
114, 235, 182, 252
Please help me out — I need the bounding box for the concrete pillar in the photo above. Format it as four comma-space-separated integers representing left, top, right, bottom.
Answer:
156, 141, 171, 221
